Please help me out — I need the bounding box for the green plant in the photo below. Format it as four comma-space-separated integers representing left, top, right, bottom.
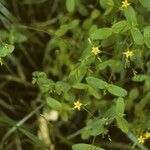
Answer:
0, 0, 150, 150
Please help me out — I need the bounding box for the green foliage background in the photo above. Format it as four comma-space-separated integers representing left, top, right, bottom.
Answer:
0, 0, 150, 149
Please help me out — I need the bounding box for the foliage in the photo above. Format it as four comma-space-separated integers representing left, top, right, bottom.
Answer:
0, 0, 150, 150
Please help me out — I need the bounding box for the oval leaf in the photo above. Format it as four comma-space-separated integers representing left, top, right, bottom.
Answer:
90, 28, 112, 40
107, 84, 127, 97
100, 0, 114, 15
112, 20, 130, 34
86, 76, 107, 90
116, 97, 124, 116
72, 143, 105, 150
68, 64, 87, 85
46, 97, 61, 110
131, 28, 144, 45
55, 24, 69, 37
66, 0, 75, 13
116, 116, 129, 133
144, 26, 150, 48
123, 6, 137, 24
88, 86, 102, 99
55, 81, 71, 93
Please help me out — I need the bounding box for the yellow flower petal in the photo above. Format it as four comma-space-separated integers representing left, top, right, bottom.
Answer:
91, 47, 101, 55
73, 101, 82, 111
144, 131, 150, 139
122, 0, 130, 8
123, 49, 133, 59
138, 135, 145, 144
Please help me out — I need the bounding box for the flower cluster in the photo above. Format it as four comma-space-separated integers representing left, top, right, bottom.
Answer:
138, 131, 150, 144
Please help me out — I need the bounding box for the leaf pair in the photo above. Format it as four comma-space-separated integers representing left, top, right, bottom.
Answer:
115, 97, 128, 133
86, 76, 127, 97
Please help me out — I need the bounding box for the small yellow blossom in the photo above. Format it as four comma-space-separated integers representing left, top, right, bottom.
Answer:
144, 131, 150, 139
122, 0, 130, 8
123, 49, 133, 59
138, 135, 145, 144
73, 101, 82, 111
91, 47, 101, 55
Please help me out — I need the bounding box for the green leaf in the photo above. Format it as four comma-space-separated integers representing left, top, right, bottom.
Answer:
87, 119, 108, 136
144, 26, 150, 48
90, 9, 100, 20
72, 143, 105, 150
55, 81, 71, 94
132, 74, 148, 82
46, 97, 61, 110
55, 24, 69, 37
131, 28, 144, 45
116, 97, 124, 116
139, 0, 150, 10
72, 83, 88, 90
60, 103, 71, 122
129, 88, 139, 100
112, 20, 130, 34
68, 19, 79, 29
101, 35, 115, 47
88, 86, 102, 99
68, 64, 87, 85
99, 0, 114, 15
107, 84, 127, 97
81, 54, 95, 66
144, 78, 150, 92
123, 6, 137, 24
108, 60, 123, 73
33, 74, 54, 93
126, 88, 139, 110
66, 0, 75, 13
81, 130, 91, 139
100, 0, 114, 9
0, 43, 14, 57
82, 18, 93, 29
90, 28, 112, 40
76, 0, 88, 16
116, 116, 129, 133
135, 91, 150, 112
73, 83, 101, 99
60, 109, 68, 122
86, 76, 107, 90
97, 59, 113, 70
9, 30, 27, 44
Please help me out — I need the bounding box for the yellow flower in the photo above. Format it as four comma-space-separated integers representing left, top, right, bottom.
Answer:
138, 135, 145, 144
122, 0, 130, 8
91, 47, 101, 55
73, 101, 82, 111
123, 49, 133, 59
144, 131, 150, 139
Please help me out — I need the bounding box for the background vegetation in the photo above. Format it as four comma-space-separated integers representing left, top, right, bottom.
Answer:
0, 0, 150, 149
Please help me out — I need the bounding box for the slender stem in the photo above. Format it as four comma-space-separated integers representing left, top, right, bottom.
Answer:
82, 106, 95, 119
0, 103, 45, 150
